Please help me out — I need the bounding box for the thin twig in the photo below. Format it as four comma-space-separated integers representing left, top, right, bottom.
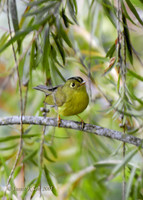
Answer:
39, 101, 47, 197
117, 0, 126, 199
23, 82, 29, 189
122, 125, 126, 200
23, 83, 29, 115
4, 0, 24, 195
3, 2, 43, 198
0, 116, 143, 148
123, 12, 127, 200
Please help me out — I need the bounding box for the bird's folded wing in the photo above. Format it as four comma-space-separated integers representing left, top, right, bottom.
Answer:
33, 85, 66, 106
33, 85, 59, 94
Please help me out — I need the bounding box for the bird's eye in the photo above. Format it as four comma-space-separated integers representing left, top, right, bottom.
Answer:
70, 82, 75, 88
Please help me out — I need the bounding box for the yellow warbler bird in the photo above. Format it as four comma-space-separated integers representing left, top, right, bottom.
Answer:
34, 76, 89, 126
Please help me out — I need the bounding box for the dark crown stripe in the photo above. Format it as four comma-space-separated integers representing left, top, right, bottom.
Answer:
67, 76, 83, 83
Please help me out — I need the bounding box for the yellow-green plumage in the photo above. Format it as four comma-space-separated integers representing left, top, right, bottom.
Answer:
34, 77, 89, 116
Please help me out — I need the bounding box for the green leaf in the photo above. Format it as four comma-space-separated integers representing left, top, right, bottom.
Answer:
30, 158, 39, 167
0, 15, 50, 54
48, 146, 58, 158
22, 178, 36, 200
0, 191, 4, 198
22, 148, 39, 163
0, 155, 10, 177
103, 58, 117, 76
0, 143, 17, 151
30, 170, 42, 199
131, 0, 143, 9
0, 33, 9, 47
0, 28, 33, 53
108, 148, 138, 180
0, 155, 16, 195
122, 13, 133, 64
106, 43, 116, 58
25, 2, 59, 17
29, 40, 36, 82
18, 53, 26, 82
55, 58, 64, 68
54, 65, 66, 82
42, 27, 51, 78
128, 87, 143, 105
29, 40, 40, 74
125, 166, 136, 200
57, 40, 65, 65
0, 134, 40, 143
49, 57, 58, 85
102, 0, 116, 27
86, 56, 109, 62
94, 160, 120, 168
61, 8, 73, 28
128, 69, 143, 81
67, 0, 78, 24
28, 0, 55, 6
72, 0, 78, 15
10, 0, 21, 52
10, 0, 19, 31
125, 0, 143, 26
13, 165, 22, 179
30, 40, 36, 71
51, 45, 65, 71
44, 165, 58, 196
121, 1, 136, 25
43, 146, 55, 162
52, 33, 65, 65
59, 23, 72, 48
22, 51, 30, 86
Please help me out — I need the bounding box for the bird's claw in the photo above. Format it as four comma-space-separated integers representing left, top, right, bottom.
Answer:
58, 115, 61, 127
76, 115, 85, 130
81, 120, 85, 130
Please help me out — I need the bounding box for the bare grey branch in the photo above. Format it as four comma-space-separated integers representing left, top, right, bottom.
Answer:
0, 116, 142, 148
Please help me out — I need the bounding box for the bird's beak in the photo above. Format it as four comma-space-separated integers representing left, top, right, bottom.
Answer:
80, 81, 86, 86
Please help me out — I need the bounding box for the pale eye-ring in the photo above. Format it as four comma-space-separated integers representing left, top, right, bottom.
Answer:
70, 82, 75, 88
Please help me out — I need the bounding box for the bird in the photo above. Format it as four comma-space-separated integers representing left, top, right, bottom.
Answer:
33, 76, 89, 127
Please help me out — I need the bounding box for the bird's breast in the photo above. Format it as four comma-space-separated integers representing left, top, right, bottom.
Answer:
58, 89, 89, 116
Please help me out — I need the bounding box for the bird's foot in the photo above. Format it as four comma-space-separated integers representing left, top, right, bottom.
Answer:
57, 115, 61, 127
76, 115, 85, 130
81, 119, 85, 130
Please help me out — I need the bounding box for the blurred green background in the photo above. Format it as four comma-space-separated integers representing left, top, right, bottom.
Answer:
0, 0, 143, 199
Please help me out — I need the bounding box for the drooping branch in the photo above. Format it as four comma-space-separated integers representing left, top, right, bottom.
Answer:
6, 0, 24, 195
0, 116, 142, 148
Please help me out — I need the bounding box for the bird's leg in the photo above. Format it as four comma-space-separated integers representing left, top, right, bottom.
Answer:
76, 115, 85, 129
57, 115, 61, 127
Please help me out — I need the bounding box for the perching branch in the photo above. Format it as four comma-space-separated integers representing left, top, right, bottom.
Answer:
0, 116, 142, 148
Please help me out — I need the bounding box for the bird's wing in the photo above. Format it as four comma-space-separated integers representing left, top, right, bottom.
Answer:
34, 85, 66, 106
33, 85, 59, 94
53, 86, 66, 106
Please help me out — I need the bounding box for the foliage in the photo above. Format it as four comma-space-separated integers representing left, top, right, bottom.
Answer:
0, 0, 143, 199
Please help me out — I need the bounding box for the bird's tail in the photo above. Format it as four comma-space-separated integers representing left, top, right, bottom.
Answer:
33, 85, 58, 94
33, 85, 50, 93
